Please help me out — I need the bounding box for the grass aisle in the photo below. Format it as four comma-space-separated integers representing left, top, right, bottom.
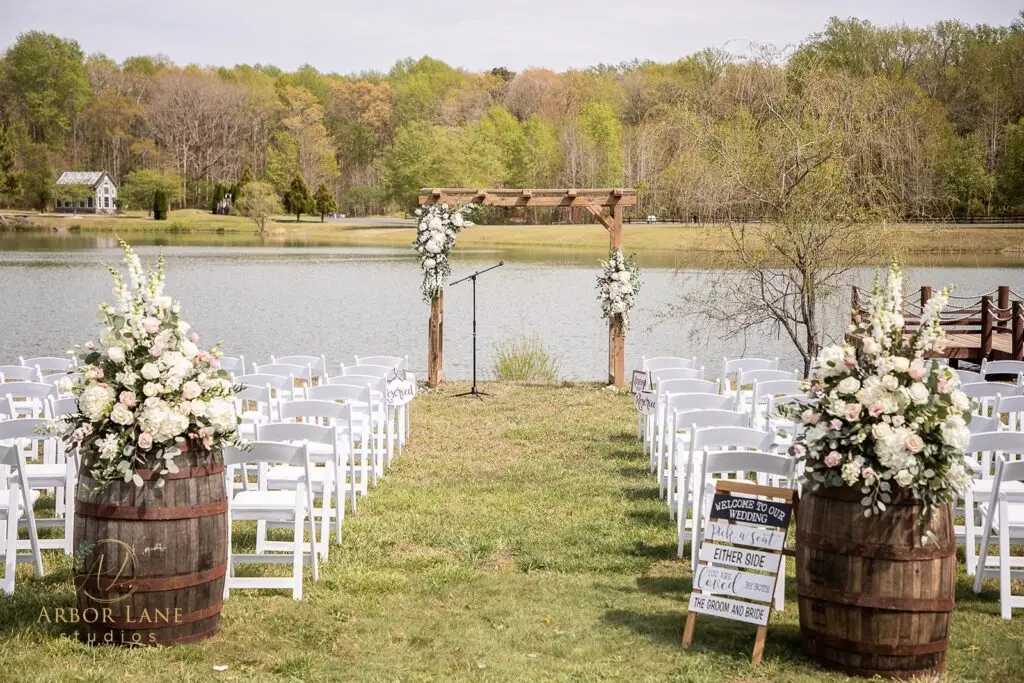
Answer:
1, 383, 1021, 681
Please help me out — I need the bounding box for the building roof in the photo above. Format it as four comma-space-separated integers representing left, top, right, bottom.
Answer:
56, 171, 115, 188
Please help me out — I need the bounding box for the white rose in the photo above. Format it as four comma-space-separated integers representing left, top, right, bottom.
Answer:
891, 357, 910, 373
423, 258, 436, 269
414, 208, 422, 216
908, 382, 929, 405
181, 380, 202, 400
141, 363, 161, 380
143, 382, 163, 397
189, 400, 209, 418
110, 403, 134, 426
837, 377, 861, 394
208, 398, 237, 432
881, 374, 899, 391
180, 340, 198, 359
425, 240, 441, 254
107, 346, 125, 363
951, 390, 970, 411
177, 320, 191, 335
79, 384, 116, 422
895, 469, 914, 487
452, 212, 465, 227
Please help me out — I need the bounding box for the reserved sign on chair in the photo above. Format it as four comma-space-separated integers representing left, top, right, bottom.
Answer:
683, 480, 796, 664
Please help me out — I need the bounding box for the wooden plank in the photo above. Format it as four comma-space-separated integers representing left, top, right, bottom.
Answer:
417, 188, 637, 208
699, 543, 782, 573
693, 564, 777, 602
584, 203, 612, 230
704, 520, 786, 551
714, 480, 795, 500
687, 593, 771, 626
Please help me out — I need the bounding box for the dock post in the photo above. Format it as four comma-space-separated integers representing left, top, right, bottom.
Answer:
920, 286, 931, 306
1013, 301, 1023, 361
998, 286, 1010, 332
981, 296, 993, 361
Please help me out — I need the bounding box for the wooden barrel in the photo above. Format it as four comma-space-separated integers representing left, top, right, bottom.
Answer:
73, 448, 226, 646
796, 486, 955, 678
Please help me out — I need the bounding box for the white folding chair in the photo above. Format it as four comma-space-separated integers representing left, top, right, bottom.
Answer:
686, 426, 776, 565
339, 365, 397, 467
997, 395, 1024, 432
963, 431, 1024, 577
223, 441, 319, 601
356, 355, 412, 449
4, 382, 54, 419
272, 355, 328, 385
308, 383, 378, 493
721, 357, 779, 398
643, 356, 698, 371
659, 393, 734, 504
747, 378, 804, 427
218, 355, 246, 378
233, 374, 292, 429
694, 449, 795, 609
278, 400, 359, 515
956, 368, 984, 385
962, 382, 1023, 418
646, 367, 708, 462
0, 438, 44, 593
973, 453, 1024, 618
0, 418, 75, 555
0, 365, 43, 383
252, 363, 311, 401
256, 422, 341, 560
652, 378, 720, 477
20, 356, 73, 375
980, 360, 1024, 385
733, 369, 799, 414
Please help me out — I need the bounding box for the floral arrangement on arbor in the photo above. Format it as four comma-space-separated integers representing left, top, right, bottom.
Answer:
60, 241, 245, 491
596, 249, 641, 331
786, 265, 973, 533
412, 203, 476, 302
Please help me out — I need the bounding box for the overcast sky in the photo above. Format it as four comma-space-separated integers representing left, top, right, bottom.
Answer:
0, 1, 1018, 74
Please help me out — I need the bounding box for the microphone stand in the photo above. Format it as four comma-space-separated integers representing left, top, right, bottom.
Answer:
450, 261, 504, 399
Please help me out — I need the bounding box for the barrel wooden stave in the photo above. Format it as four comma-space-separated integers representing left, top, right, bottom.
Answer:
795, 486, 955, 678
73, 451, 226, 646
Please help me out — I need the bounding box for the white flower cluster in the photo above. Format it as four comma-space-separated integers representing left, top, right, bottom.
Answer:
785, 264, 972, 528
61, 240, 246, 491
596, 250, 641, 331
412, 203, 476, 301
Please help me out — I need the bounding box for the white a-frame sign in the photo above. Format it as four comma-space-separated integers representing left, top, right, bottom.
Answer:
682, 480, 797, 664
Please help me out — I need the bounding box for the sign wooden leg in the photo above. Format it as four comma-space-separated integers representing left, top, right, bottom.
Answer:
682, 611, 697, 648
428, 290, 443, 388
752, 625, 767, 664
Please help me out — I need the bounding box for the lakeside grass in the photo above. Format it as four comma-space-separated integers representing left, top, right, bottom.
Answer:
1, 382, 1021, 681
5, 209, 1024, 261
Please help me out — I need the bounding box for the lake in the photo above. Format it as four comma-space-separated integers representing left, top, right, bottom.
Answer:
2, 234, 1021, 380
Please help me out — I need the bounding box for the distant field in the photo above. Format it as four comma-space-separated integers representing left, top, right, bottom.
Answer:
4, 209, 1024, 259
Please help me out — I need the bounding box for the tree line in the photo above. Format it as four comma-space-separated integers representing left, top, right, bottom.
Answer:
0, 13, 1022, 221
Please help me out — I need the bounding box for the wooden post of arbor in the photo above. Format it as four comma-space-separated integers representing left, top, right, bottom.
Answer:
418, 188, 636, 388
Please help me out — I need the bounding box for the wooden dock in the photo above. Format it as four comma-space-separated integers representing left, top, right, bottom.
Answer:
851, 285, 1024, 365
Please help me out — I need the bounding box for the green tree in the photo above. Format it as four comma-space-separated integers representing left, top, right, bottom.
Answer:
381, 121, 450, 208
153, 189, 168, 220
237, 181, 282, 237
0, 127, 23, 206
283, 174, 312, 221
313, 183, 338, 221
996, 118, 1024, 213
938, 132, 995, 217
119, 169, 181, 211
21, 144, 52, 211
52, 181, 93, 209
1, 31, 91, 147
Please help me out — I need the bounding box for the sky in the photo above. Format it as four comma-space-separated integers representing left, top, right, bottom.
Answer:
0, 0, 1018, 74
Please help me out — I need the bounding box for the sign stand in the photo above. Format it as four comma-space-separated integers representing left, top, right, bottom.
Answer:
682, 480, 797, 664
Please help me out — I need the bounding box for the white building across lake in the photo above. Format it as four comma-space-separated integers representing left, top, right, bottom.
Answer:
54, 171, 118, 214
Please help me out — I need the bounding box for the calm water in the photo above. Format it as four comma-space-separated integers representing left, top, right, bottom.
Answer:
1, 235, 1022, 380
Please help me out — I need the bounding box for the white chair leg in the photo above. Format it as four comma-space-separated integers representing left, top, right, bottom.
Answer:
965, 488, 977, 577
256, 520, 267, 555
291, 512, 304, 601
999, 498, 1011, 620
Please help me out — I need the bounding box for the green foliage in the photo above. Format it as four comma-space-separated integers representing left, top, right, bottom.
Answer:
1, 31, 90, 147
20, 143, 52, 211
389, 56, 464, 123
153, 188, 168, 220
491, 335, 560, 383
119, 169, 180, 212
52, 181, 92, 207
577, 101, 623, 186
996, 117, 1024, 213
237, 181, 283, 236
381, 121, 451, 208
0, 126, 22, 205
939, 132, 996, 217
283, 174, 312, 220
313, 182, 338, 221
210, 183, 227, 212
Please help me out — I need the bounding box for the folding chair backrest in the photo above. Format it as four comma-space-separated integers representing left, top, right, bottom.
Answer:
0, 417, 52, 441
965, 431, 1024, 479
643, 356, 697, 371
0, 366, 42, 383
330, 374, 386, 394
666, 392, 733, 414
657, 378, 717, 398
252, 363, 312, 383
956, 369, 983, 384
234, 374, 292, 390
962, 381, 1022, 401
692, 426, 775, 452
272, 355, 327, 379
218, 355, 246, 376
279, 399, 350, 423
340, 364, 391, 379
702, 450, 795, 480
224, 441, 308, 468
754, 379, 804, 399
981, 360, 1024, 382
20, 356, 72, 374
3, 382, 53, 401
674, 409, 748, 430
737, 369, 798, 386
256, 422, 335, 446
722, 357, 779, 381
235, 384, 273, 403
49, 396, 78, 418
968, 414, 1002, 434
308, 383, 372, 405
997, 394, 1024, 432
355, 355, 407, 370
650, 367, 702, 387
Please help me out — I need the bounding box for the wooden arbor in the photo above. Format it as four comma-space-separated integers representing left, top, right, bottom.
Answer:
418, 187, 637, 387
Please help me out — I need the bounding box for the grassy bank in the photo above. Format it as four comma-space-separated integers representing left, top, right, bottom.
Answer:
6, 209, 1024, 259
0, 382, 1020, 681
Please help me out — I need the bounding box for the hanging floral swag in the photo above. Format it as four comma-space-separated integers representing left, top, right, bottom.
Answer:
597, 249, 641, 331
413, 203, 476, 302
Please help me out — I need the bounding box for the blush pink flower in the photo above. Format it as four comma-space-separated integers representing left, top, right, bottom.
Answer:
189, 331, 199, 343
792, 443, 806, 457
824, 451, 842, 467
138, 432, 153, 449
830, 418, 843, 431
802, 409, 820, 425
862, 467, 876, 482
905, 434, 925, 453
142, 317, 160, 334
119, 391, 137, 408
869, 404, 885, 417
844, 403, 862, 421
149, 343, 164, 357
937, 379, 950, 394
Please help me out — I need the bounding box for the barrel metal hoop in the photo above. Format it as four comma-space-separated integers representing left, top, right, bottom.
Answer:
796, 529, 955, 560
797, 584, 954, 612
98, 600, 224, 629
133, 463, 225, 481
800, 625, 950, 656
75, 499, 227, 521
75, 563, 226, 594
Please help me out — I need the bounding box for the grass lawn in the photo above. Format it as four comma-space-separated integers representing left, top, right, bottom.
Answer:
1, 383, 1021, 681
6, 209, 1024, 262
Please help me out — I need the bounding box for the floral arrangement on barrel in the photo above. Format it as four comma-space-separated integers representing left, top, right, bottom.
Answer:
596, 249, 641, 331
59, 241, 246, 491
413, 202, 476, 302
784, 264, 973, 538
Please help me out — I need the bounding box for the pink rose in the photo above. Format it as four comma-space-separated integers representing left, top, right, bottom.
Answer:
908, 361, 926, 380
119, 391, 137, 408
138, 432, 153, 449
824, 451, 842, 467
830, 418, 843, 431
869, 404, 885, 417
210, 357, 220, 369
844, 403, 862, 421
89, 367, 104, 379
862, 338, 878, 354
905, 434, 925, 453
189, 331, 199, 343
86, 341, 95, 350
844, 358, 856, 370
862, 467, 876, 482
81, 423, 93, 436
792, 443, 806, 457
72, 428, 85, 442
149, 344, 164, 357
143, 317, 160, 334
937, 379, 950, 394
802, 409, 820, 425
